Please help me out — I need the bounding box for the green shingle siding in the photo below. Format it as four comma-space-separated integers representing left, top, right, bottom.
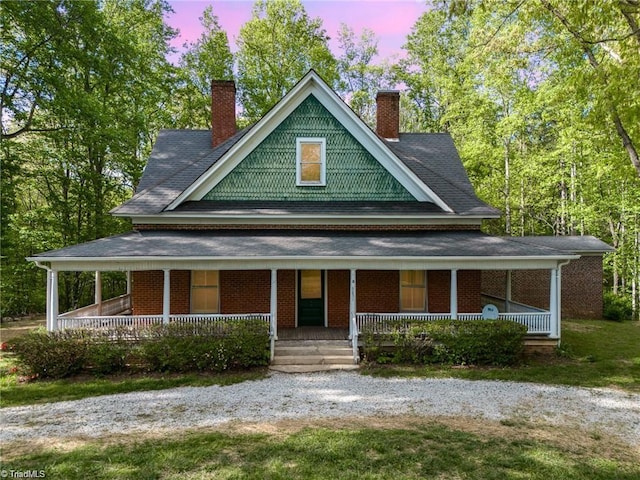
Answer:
203, 95, 416, 201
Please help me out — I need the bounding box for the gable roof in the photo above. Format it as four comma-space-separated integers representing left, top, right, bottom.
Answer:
168, 71, 450, 210
112, 71, 498, 219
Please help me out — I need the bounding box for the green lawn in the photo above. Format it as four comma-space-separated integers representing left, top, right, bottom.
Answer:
1, 418, 637, 479
363, 319, 640, 392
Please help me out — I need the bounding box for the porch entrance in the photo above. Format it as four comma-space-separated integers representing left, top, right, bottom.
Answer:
298, 270, 325, 326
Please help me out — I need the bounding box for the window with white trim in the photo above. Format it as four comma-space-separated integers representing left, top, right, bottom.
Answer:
191, 270, 219, 313
296, 138, 326, 186
400, 270, 427, 312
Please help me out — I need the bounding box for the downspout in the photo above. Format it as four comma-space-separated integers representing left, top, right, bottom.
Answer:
555, 259, 572, 345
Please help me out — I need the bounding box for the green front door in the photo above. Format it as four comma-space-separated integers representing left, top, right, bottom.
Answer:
298, 270, 325, 326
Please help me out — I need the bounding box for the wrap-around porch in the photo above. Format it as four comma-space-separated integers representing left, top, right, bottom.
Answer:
42, 266, 563, 364
30, 229, 578, 363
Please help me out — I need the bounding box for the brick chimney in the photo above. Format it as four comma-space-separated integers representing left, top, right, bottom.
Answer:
376, 90, 400, 140
211, 80, 237, 147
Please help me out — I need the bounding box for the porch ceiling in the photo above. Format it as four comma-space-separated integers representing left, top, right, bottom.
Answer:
29, 230, 578, 272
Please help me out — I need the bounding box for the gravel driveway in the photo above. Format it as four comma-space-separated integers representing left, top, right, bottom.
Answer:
1, 372, 639, 445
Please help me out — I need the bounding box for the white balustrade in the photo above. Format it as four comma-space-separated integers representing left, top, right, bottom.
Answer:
57, 313, 271, 332
355, 311, 551, 336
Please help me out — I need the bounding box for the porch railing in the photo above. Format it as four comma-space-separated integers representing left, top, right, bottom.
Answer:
57, 313, 271, 332
355, 312, 551, 336
481, 294, 547, 314
58, 294, 132, 318
57, 314, 162, 330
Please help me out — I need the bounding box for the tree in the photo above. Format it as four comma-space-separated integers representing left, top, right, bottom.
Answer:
173, 6, 233, 128
336, 24, 392, 126
403, 0, 640, 317
235, 0, 338, 122
1, 0, 177, 315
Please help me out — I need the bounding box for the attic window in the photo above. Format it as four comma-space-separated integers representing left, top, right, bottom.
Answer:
296, 138, 326, 186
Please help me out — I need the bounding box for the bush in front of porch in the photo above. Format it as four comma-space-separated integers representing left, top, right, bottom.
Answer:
361, 319, 527, 366
7, 319, 270, 379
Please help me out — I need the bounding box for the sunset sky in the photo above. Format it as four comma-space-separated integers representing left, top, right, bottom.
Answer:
165, 0, 429, 62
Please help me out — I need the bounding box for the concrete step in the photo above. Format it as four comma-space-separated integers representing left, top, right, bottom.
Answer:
276, 340, 350, 348
269, 364, 360, 373
275, 346, 353, 356
271, 354, 355, 366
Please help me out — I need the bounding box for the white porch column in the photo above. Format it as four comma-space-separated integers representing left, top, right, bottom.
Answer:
270, 269, 278, 340
162, 269, 170, 324
95, 271, 102, 315
349, 269, 357, 339
50, 270, 59, 331
450, 269, 458, 319
46, 269, 52, 331
505, 270, 512, 313
550, 268, 560, 338
126, 270, 132, 295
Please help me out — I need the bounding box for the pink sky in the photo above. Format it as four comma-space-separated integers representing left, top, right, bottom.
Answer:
165, 0, 428, 62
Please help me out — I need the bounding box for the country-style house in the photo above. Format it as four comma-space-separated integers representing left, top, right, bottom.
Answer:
29, 70, 612, 363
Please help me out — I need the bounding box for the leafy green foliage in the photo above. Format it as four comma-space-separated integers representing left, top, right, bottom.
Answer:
138, 321, 269, 373
7, 320, 270, 379
1, 0, 176, 316
9, 330, 91, 378
403, 2, 640, 315
362, 319, 527, 366
236, 0, 338, 122
603, 292, 634, 322
172, 5, 234, 128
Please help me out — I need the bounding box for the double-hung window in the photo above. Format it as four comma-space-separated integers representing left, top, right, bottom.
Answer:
400, 270, 427, 312
296, 138, 326, 186
191, 270, 219, 313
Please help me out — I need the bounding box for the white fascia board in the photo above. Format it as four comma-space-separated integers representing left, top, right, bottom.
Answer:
166, 71, 454, 213
30, 254, 579, 273
128, 214, 487, 226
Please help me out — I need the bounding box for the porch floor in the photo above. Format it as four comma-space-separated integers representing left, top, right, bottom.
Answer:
278, 327, 349, 341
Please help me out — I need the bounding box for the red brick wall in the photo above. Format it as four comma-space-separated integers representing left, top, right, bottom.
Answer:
328, 270, 350, 327
211, 80, 236, 147
376, 91, 400, 139
427, 270, 450, 313
425, 270, 481, 313
459, 270, 482, 313
357, 270, 400, 312
220, 270, 270, 314
480, 256, 605, 319
132, 270, 189, 315
561, 256, 604, 319
132, 268, 485, 320
277, 270, 296, 328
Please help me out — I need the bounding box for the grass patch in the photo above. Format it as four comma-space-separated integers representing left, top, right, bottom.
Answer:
1, 417, 637, 479
363, 319, 640, 392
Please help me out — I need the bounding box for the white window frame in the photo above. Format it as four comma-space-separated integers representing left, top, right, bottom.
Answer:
190, 270, 220, 314
296, 137, 326, 186
399, 270, 428, 312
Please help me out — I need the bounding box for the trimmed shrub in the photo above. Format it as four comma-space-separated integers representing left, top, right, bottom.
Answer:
603, 292, 633, 322
138, 319, 270, 373
9, 330, 91, 378
362, 319, 527, 366
8, 319, 271, 379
